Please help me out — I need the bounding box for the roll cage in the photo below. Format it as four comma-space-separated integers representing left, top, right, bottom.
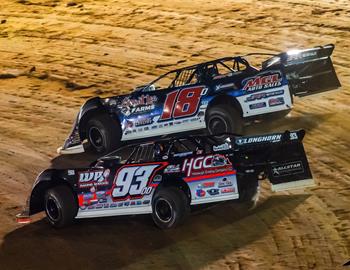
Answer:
100, 134, 236, 164
135, 56, 255, 92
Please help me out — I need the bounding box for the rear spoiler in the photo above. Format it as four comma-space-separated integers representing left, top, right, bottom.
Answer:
233, 130, 305, 149
262, 44, 341, 96
262, 44, 336, 69
231, 130, 314, 192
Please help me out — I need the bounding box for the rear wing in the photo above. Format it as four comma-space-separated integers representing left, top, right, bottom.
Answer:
262, 44, 341, 96
232, 130, 314, 192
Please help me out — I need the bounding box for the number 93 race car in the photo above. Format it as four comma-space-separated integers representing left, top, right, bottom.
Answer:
58, 44, 340, 155
18, 130, 314, 229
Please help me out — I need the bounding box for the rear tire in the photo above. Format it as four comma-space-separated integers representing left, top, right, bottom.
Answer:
152, 187, 190, 229
44, 185, 78, 228
206, 105, 243, 136
84, 114, 121, 154
232, 181, 260, 212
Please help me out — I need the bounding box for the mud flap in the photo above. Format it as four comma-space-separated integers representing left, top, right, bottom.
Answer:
263, 44, 341, 96
267, 140, 314, 192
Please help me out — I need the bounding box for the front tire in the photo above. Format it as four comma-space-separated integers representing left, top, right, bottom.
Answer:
206, 105, 243, 136
152, 187, 190, 229
44, 185, 78, 228
85, 114, 121, 154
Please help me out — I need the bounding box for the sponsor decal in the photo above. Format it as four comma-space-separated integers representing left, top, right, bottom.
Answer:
213, 143, 230, 152
207, 188, 220, 196
78, 169, 110, 188
289, 132, 298, 140
242, 71, 282, 91
173, 151, 193, 158
218, 177, 233, 188
119, 94, 158, 116
215, 82, 236, 91
153, 174, 162, 183
245, 89, 284, 102
221, 187, 235, 194
68, 170, 75, 176
196, 189, 206, 197
287, 51, 317, 62
164, 164, 181, 174
236, 134, 282, 145
249, 102, 266, 110
78, 186, 110, 208
268, 97, 284, 107
272, 161, 304, 177
143, 200, 151, 205
109, 99, 117, 106
198, 181, 215, 188
182, 154, 233, 178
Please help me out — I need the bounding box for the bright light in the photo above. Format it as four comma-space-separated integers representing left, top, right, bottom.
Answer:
287, 49, 301, 55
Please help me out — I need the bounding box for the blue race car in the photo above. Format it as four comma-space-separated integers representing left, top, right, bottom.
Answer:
58, 44, 340, 154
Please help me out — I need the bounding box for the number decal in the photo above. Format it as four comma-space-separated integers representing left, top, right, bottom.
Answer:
160, 86, 206, 120
112, 164, 160, 200
160, 91, 178, 120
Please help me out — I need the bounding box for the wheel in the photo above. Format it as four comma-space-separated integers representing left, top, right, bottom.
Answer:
206, 105, 243, 136
152, 187, 190, 229
44, 185, 78, 228
232, 181, 260, 212
85, 114, 121, 154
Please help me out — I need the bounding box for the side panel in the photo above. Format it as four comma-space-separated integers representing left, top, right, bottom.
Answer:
180, 154, 239, 205
233, 70, 292, 117
75, 162, 167, 219
109, 85, 209, 141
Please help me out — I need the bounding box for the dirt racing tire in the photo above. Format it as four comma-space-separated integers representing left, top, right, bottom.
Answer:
206, 105, 243, 136
152, 187, 190, 229
85, 114, 121, 154
232, 181, 260, 212
44, 185, 78, 228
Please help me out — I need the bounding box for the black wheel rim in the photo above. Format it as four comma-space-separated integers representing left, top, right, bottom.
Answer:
89, 127, 104, 150
208, 115, 228, 134
155, 198, 173, 223
46, 197, 60, 222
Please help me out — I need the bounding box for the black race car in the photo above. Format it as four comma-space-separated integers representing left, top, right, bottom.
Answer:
58, 44, 340, 155
18, 130, 314, 229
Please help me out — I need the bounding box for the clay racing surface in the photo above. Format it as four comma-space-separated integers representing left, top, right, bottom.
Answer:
0, 0, 349, 269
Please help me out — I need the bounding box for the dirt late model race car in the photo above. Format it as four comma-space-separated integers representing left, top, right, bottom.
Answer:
18, 130, 314, 229
59, 44, 340, 155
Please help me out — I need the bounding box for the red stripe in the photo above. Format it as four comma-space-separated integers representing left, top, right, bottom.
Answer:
149, 183, 159, 188
184, 170, 236, 182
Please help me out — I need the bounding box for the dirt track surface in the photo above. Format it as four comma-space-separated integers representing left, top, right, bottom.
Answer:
0, 0, 349, 269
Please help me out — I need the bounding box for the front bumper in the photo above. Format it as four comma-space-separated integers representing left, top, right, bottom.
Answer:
16, 200, 31, 224
57, 143, 85, 154
59, 119, 85, 155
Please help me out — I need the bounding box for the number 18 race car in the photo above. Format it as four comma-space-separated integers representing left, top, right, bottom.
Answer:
18, 130, 314, 229
58, 44, 340, 155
